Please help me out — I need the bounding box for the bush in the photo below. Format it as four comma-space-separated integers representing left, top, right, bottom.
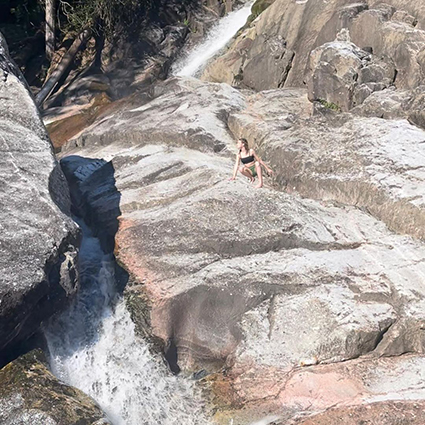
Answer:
60, 0, 154, 39
318, 99, 341, 112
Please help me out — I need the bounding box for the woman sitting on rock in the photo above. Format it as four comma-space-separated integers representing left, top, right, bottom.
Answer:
229, 138, 273, 188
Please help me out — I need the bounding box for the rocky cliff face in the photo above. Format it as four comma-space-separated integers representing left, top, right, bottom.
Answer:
229, 89, 425, 240
2, 0, 423, 422
0, 33, 80, 366
59, 75, 425, 423
202, 0, 425, 126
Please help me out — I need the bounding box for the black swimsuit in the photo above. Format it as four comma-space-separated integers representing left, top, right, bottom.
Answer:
240, 151, 254, 164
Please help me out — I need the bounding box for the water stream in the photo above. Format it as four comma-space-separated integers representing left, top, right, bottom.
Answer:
44, 221, 208, 425
44, 4, 255, 424
172, 1, 254, 77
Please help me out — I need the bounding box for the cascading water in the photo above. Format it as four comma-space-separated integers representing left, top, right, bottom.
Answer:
44, 221, 209, 425
44, 5, 258, 424
172, 1, 254, 77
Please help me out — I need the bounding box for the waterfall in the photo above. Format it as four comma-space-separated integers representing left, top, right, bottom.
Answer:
172, 1, 254, 77
43, 4, 257, 423
44, 221, 209, 425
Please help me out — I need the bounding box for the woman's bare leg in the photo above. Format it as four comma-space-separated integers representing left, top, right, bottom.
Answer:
239, 166, 255, 182
254, 161, 263, 188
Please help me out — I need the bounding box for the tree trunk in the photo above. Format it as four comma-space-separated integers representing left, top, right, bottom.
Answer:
36, 28, 91, 107
45, 0, 56, 62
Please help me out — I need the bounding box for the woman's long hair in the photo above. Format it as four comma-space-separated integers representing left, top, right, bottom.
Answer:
239, 138, 249, 152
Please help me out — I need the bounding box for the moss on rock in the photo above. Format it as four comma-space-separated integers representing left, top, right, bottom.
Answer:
247, 0, 276, 24
0, 350, 109, 424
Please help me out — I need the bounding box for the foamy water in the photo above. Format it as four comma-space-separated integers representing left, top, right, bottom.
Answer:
44, 224, 209, 425
172, 1, 254, 77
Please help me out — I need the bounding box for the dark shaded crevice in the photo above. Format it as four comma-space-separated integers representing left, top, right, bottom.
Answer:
392, 69, 398, 85
339, 321, 396, 364
0, 332, 46, 370
372, 322, 393, 351
60, 156, 121, 254
164, 338, 181, 374
267, 295, 277, 340
59, 155, 129, 295
278, 50, 295, 88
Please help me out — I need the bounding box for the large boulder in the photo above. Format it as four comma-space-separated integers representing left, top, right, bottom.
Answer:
228, 87, 425, 241
349, 4, 425, 90
353, 85, 425, 130
0, 350, 109, 424
307, 32, 396, 111
0, 33, 79, 365
57, 77, 425, 423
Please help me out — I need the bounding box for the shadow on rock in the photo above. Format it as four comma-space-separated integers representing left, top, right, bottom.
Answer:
59, 155, 128, 294
163, 284, 275, 374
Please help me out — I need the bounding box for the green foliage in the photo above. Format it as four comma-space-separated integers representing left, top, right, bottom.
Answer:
318, 99, 341, 112
247, 0, 274, 24
60, 0, 154, 39
251, 0, 273, 18
0, 0, 43, 36
1, 0, 194, 42
234, 0, 274, 36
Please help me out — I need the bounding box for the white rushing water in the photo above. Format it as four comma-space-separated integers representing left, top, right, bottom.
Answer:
172, 1, 254, 77
44, 223, 208, 425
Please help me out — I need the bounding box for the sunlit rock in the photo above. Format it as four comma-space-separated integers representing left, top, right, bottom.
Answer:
0, 33, 80, 365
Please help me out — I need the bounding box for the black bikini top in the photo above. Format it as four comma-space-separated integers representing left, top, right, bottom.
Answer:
240, 150, 254, 164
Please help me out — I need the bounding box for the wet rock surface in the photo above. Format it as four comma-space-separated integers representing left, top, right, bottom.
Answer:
0, 350, 110, 425
0, 33, 80, 365
58, 77, 425, 422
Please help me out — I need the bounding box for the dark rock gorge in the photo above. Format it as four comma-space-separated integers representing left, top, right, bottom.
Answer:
1, 0, 425, 424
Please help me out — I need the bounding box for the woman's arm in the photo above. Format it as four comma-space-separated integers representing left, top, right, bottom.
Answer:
229, 154, 240, 180
253, 150, 273, 174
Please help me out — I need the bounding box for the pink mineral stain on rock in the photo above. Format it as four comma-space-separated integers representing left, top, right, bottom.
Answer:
115, 218, 162, 295
115, 217, 171, 341
230, 363, 291, 404
278, 368, 365, 411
